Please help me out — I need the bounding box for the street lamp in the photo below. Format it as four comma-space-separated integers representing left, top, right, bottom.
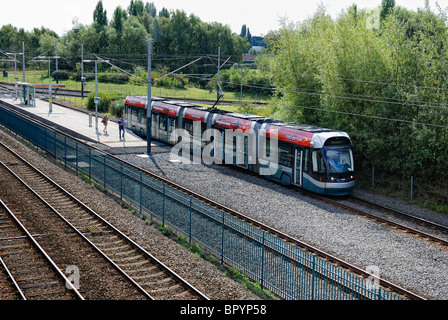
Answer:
37, 55, 60, 113
5, 52, 23, 100
83, 58, 109, 132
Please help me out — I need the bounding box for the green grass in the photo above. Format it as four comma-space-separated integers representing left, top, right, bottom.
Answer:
1, 69, 270, 108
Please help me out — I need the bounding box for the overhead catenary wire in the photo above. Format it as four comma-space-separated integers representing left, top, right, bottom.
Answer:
6, 47, 447, 129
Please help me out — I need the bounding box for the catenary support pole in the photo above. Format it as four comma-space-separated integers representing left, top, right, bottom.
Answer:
22, 42, 25, 82
81, 44, 84, 99
147, 40, 152, 155
55, 38, 59, 84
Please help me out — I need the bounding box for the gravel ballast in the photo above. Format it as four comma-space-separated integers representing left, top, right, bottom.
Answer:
115, 147, 448, 300
0, 129, 260, 301
2, 125, 448, 300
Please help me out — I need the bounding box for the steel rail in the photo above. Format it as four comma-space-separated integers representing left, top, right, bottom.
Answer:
311, 193, 448, 248
0, 99, 425, 300
0, 141, 208, 301
349, 195, 448, 234
0, 199, 85, 300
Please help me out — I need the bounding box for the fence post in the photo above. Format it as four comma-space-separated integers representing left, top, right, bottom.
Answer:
120, 162, 123, 201
221, 211, 225, 265
75, 142, 78, 173
311, 255, 316, 300
372, 166, 375, 189
162, 184, 166, 226
103, 155, 106, 190
64, 136, 67, 167
410, 176, 414, 201
89, 148, 91, 182
53, 131, 56, 157
140, 172, 143, 215
189, 196, 192, 245
261, 231, 265, 290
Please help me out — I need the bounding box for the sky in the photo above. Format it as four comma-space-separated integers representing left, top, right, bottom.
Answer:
0, 0, 447, 37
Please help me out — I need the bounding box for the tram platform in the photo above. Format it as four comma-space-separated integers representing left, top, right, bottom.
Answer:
0, 96, 162, 154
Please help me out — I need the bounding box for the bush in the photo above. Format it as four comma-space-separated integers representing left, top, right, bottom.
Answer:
51, 70, 70, 81
86, 91, 126, 114
98, 71, 129, 84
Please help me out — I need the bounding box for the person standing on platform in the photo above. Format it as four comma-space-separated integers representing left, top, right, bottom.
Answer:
118, 115, 125, 140
102, 113, 109, 134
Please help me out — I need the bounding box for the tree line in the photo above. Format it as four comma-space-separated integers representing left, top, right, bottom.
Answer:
0, 0, 251, 86
1, 0, 447, 201
266, 0, 448, 192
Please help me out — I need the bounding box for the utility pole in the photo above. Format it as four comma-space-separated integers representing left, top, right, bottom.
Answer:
83, 57, 109, 132
81, 44, 85, 99
55, 38, 59, 84
5, 52, 22, 100
95, 60, 98, 131
37, 55, 60, 113
22, 42, 25, 82
147, 40, 152, 155
217, 47, 221, 103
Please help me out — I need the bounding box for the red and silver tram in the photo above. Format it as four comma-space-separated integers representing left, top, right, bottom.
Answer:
124, 96, 355, 196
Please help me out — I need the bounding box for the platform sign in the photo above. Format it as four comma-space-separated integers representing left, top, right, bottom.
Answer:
35, 84, 66, 89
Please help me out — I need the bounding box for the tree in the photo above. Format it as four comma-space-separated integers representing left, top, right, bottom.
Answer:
247, 28, 252, 45
128, 0, 144, 16
380, 0, 395, 21
111, 6, 127, 36
145, 2, 157, 18
120, 16, 149, 54
93, 0, 108, 31
159, 8, 170, 18
240, 24, 247, 38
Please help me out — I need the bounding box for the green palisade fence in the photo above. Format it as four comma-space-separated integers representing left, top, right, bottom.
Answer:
0, 101, 403, 300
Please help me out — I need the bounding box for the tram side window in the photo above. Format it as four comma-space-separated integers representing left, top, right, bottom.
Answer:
132, 109, 138, 123
184, 120, 193, 136
160, 116, 168, 131
304, 149, 310, 172
278, 142, 293, 167
265, 136, 270, 157
138, 109, 145, 124
312, 149, 326, 173
169, 118, 175, 132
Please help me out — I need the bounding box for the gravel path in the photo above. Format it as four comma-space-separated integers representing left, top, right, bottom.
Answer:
115, 148, 448, 300
2, 124, 448, 300
0, 129, 260, 301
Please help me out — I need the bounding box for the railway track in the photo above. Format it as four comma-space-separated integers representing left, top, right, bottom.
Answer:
0, 140, 208, 300
0, 99, 428, 299
78, 154, 423, 300
0, 200, 84, 300
309, 193, 448, 248
0, 82, 90, 98
0, 81, 267, 106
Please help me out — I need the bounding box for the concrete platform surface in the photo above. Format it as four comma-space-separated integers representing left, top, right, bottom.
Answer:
1, 97, 153, 151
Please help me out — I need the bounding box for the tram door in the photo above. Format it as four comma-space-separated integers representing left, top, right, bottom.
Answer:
236, 136, 249, 169
294, 149, 303, 186
159, 115, 168, 141
152, 114, 159, 139
168, 118, 176, 144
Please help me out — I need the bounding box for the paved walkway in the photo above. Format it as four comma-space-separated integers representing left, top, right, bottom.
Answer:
1, 97, 151, 150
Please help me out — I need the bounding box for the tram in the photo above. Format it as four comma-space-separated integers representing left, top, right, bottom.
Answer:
124, 96, 355, 196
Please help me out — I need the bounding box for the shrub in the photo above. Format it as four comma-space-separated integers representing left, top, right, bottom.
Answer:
86, 91, 126, 113
51, 70, 70, 81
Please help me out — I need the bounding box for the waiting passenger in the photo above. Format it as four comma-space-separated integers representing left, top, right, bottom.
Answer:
118, 115, 125, 140
102, 113, 109, 134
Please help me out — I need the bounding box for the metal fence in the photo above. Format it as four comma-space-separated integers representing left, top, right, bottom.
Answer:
0, 101, 403, 300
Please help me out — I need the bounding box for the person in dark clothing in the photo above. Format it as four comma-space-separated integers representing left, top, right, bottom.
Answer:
118, 115, 125, 140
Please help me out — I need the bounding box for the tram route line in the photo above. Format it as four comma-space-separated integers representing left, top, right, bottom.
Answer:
0, 141, 208, 301
0, 200, 83, 300
309, 192, 448, 249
